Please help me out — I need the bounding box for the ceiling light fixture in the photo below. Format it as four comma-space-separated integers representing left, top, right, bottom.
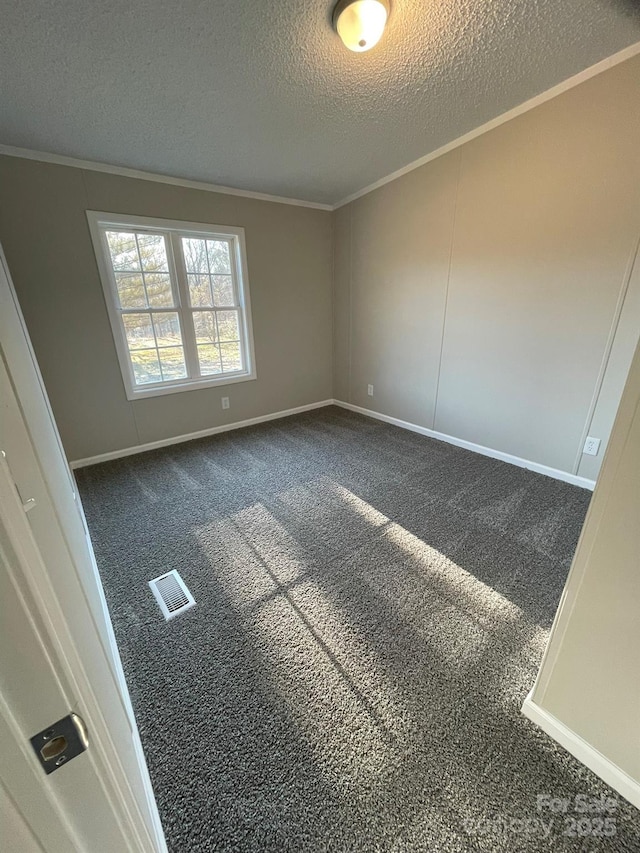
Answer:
332, 0, 390, 53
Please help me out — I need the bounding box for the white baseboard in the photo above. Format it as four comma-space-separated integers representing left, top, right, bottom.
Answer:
70, 400, 334, 468
333, 400, 596, 490
71, 397, 598, 490
522, 693, 640, 809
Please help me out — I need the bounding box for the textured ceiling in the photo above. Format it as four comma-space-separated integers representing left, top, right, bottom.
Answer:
1, 0, 639, 204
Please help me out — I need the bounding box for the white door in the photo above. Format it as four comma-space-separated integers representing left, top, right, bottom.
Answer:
0, 246, 166, 852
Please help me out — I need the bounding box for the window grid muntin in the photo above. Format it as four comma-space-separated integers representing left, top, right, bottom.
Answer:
104, 228, 189, 388
92, 213, 255, 399
183, 235, 238, 311
182, 234, 244, 379
191, 306, 244, 376
108, 231, 175, 311
179, 230, 246, 378
123, 311, 187, 384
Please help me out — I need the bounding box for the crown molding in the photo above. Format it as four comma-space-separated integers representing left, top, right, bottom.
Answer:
333, 40, 640, 208
1, 40, 639, 211
0, 144, 333, 211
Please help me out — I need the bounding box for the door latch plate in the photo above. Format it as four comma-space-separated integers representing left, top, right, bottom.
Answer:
30, 713, 89, 774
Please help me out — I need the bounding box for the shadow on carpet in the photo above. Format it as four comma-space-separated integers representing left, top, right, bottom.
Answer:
76, 406, 639, 852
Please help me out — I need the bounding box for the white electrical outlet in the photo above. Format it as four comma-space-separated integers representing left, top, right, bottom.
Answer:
583, 436, 600, 456
367, 384, 374, 397
221, 397, 230, 410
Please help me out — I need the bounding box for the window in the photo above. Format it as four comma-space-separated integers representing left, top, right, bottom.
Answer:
87, 212, 256, 399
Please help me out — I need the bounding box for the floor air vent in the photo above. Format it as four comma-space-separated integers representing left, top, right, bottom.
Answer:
148, 571, 195, 621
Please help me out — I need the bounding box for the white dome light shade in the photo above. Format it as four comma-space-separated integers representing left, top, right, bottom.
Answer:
333, 0, 390, 53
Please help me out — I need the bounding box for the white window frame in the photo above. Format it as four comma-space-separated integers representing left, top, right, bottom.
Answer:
87, 211, 257, 400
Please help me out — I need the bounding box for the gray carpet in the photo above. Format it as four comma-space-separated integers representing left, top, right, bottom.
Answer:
76, 406, 640, 852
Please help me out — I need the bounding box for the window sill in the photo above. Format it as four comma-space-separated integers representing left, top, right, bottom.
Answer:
124, 370, 256, 401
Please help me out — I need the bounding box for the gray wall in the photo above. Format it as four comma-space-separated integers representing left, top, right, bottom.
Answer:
1, 54, 639, 474
333, 54, 640, 479
0, 158, 333, 461
531, 338, 640, 784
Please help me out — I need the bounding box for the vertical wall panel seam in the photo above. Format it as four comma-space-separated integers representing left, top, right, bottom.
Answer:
432, 149, 463, 430
330, 209, 336, 399
571, 230, 640, 475
348, 204, 353, 403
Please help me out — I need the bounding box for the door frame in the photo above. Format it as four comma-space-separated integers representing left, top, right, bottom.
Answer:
0, 245, 167, 851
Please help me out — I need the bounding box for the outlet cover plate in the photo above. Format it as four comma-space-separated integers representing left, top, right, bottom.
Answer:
583, 436, 601, 456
